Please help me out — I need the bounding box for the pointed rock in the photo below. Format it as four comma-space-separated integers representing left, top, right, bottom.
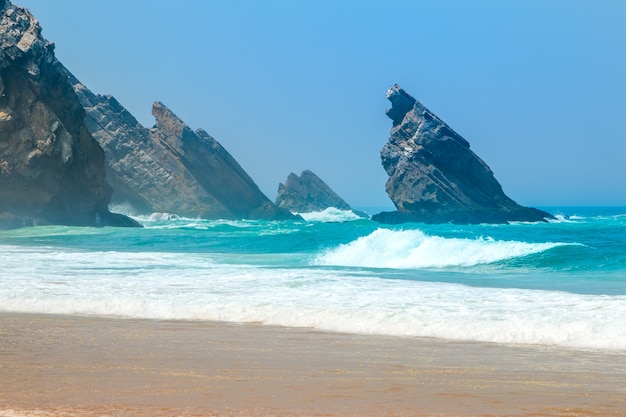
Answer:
74, 84, 296, 220
373, 85, 552, 224
276, 170, 354, 213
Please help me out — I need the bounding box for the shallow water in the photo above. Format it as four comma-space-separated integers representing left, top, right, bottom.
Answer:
1, 206, 625, 350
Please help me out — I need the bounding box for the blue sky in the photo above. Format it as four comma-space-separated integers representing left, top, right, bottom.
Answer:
18, 0, 626, 208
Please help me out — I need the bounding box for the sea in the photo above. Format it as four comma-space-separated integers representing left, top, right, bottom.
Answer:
1, 206, 625, 352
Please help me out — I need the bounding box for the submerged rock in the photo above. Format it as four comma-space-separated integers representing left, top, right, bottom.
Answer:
73, 84, 296, 220
0, 0, 140, 229
373, 85, 552, 224
276, 170, 366, 217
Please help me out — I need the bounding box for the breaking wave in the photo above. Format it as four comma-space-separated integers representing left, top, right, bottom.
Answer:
315, 228, 570, 269
296, 207, 364, 222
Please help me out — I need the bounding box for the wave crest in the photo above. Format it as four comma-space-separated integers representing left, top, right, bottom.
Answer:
296, 207, 365, 222
315, 228, 567, 269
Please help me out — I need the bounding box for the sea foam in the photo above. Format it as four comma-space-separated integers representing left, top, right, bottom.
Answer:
315, 228, 567, 268
1, 213, 624, 352
296, 207, 363, 222
2, 245, 625, 350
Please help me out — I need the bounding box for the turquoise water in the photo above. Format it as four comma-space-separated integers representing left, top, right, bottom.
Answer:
1, 206, 625, 350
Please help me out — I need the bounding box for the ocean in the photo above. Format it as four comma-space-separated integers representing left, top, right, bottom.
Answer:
1, 206, 625, 351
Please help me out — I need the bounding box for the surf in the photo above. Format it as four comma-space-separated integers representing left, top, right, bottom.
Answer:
315, 228, 573, 269
1, 207, 625, 351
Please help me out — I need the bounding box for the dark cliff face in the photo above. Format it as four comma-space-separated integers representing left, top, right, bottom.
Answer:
373, 85, 552, 224
276, 170, 352, 213
74, 80, 296, 220
0, 1, 139, 228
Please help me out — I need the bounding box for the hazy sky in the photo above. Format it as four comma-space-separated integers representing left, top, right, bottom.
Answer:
18, 0, 626, 208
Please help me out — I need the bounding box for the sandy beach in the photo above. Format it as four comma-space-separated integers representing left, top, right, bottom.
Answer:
0, 313, 625, 417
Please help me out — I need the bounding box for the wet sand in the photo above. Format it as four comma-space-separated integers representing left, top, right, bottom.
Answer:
0, 313, 625, 416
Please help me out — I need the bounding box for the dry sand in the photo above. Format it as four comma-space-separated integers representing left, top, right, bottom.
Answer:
0, 312, 625, 416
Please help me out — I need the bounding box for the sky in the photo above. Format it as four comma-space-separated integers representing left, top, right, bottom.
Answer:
17, 0, 626, 208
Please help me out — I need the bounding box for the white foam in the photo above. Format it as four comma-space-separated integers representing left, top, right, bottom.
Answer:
134, 216, 259, 230
545, 214, 580, 223
315, 228, 567, 269
146, 212, 181, 222
108, 202, 138, 216
2, 243, 625, 351
296, 207, 363, 222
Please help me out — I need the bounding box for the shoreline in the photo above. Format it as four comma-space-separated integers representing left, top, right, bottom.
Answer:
1, 312, 625, 416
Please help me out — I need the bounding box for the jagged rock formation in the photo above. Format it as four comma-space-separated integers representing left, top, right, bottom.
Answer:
372, 85, 553, 224
73, 81, 296, 220
0, 0, 139, 229
276, 170, 354, 213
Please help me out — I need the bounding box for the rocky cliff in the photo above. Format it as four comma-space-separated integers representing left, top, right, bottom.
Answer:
373, 85, 552, 224
276, 170, 353, 213
0, 0, 139, 228
73, 81, 295, 220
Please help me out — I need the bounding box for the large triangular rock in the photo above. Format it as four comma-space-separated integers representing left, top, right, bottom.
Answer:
372, 85, 552, 224
73, 83, 297, 220
0, 0, 139, 228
